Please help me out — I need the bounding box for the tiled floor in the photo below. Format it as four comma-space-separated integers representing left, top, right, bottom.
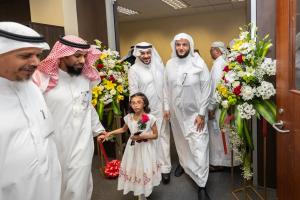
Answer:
91, 132, 277, 200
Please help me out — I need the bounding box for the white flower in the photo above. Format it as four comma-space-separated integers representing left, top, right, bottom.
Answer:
117, 78, 123, 83
99, 71, 106, 76
215, 92, 222, 103
110, 89, 116, 95
237, 102, 256, 119
239, 31, 249, 40
241, 85, 256, 100
224, 71, 237, 83
232, 81, 240, 88
256, 81, 276, 99
221, 100, 229, 109
107, 70, 113, 76
261, 58, 276, 76
254, 67, 265, 82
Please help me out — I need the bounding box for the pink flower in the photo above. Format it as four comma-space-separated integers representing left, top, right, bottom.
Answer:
109, 75, 116, 82
97, 63, 104, 70
236, 54, 243, 64
233, 85, 242, 95
141, 114, 149, 124
223, 66, 230, 72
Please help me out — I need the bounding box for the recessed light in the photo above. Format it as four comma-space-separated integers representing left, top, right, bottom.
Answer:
161, 0, 188, 10
117, 6, 139, 15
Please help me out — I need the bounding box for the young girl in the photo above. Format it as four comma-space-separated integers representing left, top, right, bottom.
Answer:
103, 92, 161, 199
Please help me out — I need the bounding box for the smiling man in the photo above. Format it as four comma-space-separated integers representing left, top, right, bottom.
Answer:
32, 35, 106, 200
164, 33, 211, 200
0, 21, 61, 200
128, 42, 172, 184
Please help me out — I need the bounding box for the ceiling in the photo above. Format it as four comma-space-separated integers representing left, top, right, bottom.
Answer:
116, 0, 246, 22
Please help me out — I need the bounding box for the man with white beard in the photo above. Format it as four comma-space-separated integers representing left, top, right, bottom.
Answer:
208, 41, 239, 171
164, 33, 211, 200
0, 21, 61, 200
128, 42, 172, 184
32, 35, 106, 200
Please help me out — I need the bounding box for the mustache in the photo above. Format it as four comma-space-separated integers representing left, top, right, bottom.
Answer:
19, 65, 37, 72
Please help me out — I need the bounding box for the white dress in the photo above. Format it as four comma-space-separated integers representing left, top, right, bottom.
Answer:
118, 113, 161, 197
128, 59, 171, 174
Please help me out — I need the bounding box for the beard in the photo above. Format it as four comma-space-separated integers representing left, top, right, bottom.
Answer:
66, 65, 83, 76
16, 65, 37, 81
176, 49, 190, 59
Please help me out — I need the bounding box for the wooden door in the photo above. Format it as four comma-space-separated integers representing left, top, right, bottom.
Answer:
276, 0, 300, 199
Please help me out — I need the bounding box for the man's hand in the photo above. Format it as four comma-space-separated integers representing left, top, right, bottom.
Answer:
164, 111, 170, 120
208, 110, 215, 120
194, 115, 205, 132
97, 131, 108, 143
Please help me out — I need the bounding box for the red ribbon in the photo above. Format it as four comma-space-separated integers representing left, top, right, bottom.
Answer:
221, 131, 228, 155
98, 141, 120, 178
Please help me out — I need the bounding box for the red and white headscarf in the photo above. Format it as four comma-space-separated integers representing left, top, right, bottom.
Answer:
36, 35, 100, 91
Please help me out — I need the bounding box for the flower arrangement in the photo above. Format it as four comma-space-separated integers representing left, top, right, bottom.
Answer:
92, 40, 131, 125
130, 114, 150, 146
216, 25, 276, 180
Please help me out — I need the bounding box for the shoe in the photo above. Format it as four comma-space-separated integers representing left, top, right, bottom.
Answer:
174, 164, 184, 177
209, 165, 225, 173
161, 173, 171, 184
198, 187, 211, 200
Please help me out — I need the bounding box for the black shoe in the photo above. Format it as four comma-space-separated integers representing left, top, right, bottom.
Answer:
198, 187, 211, 200
174, 164, 184, 177
161, 173, 171, 184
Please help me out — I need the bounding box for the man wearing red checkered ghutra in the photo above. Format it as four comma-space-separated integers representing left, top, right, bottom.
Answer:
32, 35, 106, 200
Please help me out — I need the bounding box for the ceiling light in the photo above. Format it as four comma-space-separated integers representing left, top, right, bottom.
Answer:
231, 0, 245, 2
117, 6, 139, 15
161, 0, 188, 10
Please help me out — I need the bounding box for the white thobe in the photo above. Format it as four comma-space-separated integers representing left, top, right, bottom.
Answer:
35, 69, 105, 200
208, 56, 239, 167
164, 55, 211, 187
0, 77, 61, 200
128, 61, 171, 173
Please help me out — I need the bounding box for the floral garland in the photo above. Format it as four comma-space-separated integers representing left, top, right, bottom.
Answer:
216, 25, 276, 180
92, 40, 131, 122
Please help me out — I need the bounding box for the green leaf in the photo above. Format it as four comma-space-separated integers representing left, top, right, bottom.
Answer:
243, 120, 254, 150
253, 99, 276, 125
219, 108, 228, 128
234, 108, 244, 138
107, 109, 114, 128
97, 100, 104, 120
111, 99, 122, 116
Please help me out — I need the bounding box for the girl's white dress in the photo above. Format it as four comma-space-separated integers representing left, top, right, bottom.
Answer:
118, 113, 161, 197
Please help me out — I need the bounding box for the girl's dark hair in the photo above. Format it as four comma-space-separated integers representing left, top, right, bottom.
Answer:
128, 92, 151, 114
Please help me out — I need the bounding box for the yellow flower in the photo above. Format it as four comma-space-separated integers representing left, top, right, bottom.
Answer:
232, 40, 243, 51
116, 85, 123, 93
100, 53, 108, 60
117, 95, 124, 101
92, 99, 97, 107
217, 84, 228, 98
105, 81, 116, 90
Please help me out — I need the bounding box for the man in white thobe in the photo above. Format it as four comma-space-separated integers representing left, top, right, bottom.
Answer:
0, 22, 61, 200
128, 42, 171, 184
208, 41, 240, 170
32, 35, 105, 200
164, 33, 211, 200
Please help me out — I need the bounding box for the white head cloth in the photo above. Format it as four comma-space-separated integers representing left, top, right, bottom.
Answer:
0, 21, 49, 54
211, 41, 229, 56
133, 41, 164, 71
133, 42, 165, 98
170, 33, 207, 70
